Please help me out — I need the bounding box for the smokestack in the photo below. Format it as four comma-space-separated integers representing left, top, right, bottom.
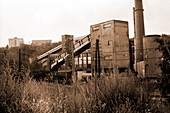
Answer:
134, 0, 145, 62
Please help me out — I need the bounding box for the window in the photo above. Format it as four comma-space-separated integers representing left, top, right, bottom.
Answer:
103, 23, 111, 28
108, 41, 110, 46
92, 26, 99, 31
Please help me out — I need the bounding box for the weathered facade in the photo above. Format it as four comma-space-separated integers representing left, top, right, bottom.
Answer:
90, 20, 130, 72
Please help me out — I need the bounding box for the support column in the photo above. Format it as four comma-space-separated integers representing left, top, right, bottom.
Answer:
78, 55, 80, 69
62, 35, 74, 68
86, 53, 88, 68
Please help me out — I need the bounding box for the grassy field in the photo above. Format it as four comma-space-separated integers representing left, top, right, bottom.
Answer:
0, 67, 169, 113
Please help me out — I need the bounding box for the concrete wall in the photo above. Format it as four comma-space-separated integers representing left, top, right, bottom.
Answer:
143, 35, 162, 77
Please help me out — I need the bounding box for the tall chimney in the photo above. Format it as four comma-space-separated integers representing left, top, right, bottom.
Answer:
134, 0, 145, 63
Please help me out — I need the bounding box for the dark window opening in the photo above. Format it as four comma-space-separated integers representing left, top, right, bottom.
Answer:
108, 41, 110, 46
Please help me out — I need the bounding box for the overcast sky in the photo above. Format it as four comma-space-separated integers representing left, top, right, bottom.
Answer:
0, 0, 170, 47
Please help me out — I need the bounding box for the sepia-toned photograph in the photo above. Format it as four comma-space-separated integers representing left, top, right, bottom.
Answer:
0, 0, 170, 112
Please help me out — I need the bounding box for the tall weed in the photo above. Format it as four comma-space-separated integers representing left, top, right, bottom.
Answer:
0, 60, 169, 113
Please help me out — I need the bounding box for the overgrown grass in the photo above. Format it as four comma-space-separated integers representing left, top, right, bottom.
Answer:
0, 56, 169, 113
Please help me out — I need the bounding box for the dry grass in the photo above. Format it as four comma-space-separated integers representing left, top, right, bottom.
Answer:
0, 57, 169, 113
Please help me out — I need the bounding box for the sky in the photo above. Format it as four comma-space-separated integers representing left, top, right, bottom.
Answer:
0, 0, 170, 47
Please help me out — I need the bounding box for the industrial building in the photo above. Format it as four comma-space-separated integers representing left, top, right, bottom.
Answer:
90, 20, 130, 74
135, 34, 170, 78
133, 0, 169, 78
8, 37, 24, 48
32, 40, 52, 46
36, 0, 169, 80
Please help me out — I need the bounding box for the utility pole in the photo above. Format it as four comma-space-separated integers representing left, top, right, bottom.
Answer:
71, 39, 77, 112
18, 48, 21, 72
48, 53, 51, 72
95, 39, 101, 78
94, 39, 100, 112
71, 39, 76, 83
82, 53, 84, 69
113, 33, 118, 76
86, 53, 88, 68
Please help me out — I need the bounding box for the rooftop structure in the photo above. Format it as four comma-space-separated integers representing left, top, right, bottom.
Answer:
32, 40, 52, 46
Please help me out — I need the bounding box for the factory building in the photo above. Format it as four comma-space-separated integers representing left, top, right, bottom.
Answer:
36, 0, 170, 81
8, 37, 24, 48
133, 0, 170, 78
90, 20, 130, 74
134, 34, 170, 78
32, 40, 52, 46
143, 35, 162, 78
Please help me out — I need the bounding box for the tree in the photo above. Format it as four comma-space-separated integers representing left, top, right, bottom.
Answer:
156, 35, 170, 97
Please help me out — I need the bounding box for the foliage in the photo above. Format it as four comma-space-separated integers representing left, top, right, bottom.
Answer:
0, 42, 61, 71
156, 35, 170, 96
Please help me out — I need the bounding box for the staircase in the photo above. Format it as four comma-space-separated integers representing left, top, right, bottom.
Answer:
50, 35, 90, 70
37, 44, 62, 61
